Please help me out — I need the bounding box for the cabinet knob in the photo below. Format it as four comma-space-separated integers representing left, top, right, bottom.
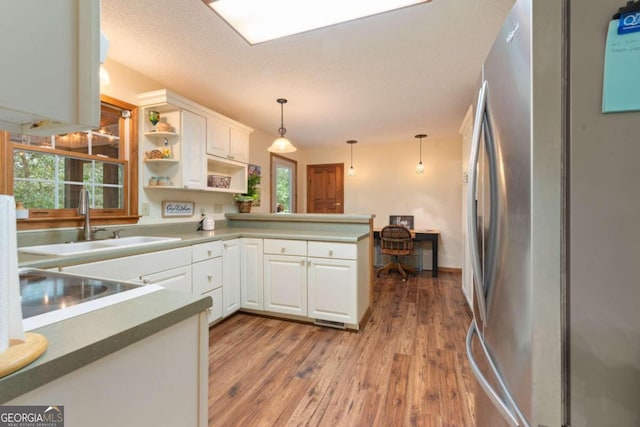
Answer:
208, 249, 213, 256
281, 247, 286, 253
329, 249, 333, 256
300, 259, 305, 266
208, 274, 213, 280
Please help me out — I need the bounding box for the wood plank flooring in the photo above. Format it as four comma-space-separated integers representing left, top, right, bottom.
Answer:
208, 271, 474, 427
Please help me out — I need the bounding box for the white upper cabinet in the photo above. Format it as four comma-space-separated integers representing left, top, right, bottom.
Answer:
181, 110, 207, 190
138, 89, 250, 194
0, 0, 100, 135
206, 114, 251, 163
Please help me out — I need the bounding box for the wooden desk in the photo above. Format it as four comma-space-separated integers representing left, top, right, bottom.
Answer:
373, 229, 440, 277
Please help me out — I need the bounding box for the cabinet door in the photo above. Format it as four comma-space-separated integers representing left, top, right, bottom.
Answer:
139, 265, 192, 293
181, 109, 206, 189
0, 0, 100, 135
241, 238, 263, 310
203, 287, 223, 324
222, 239, 241, 317
206, 114, 230, 159
308, 258, 357, 323
263, 254, 307, 316
229, 127, 249, 163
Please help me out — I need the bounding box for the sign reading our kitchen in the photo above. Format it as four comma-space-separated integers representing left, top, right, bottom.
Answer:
162, 201, 194, 217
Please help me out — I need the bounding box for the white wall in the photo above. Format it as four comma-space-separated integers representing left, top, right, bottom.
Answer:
245, 128, 303, 214
299, 139, 463, 269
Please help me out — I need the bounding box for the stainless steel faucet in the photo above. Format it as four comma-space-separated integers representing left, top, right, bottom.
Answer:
77, 189, 92, 241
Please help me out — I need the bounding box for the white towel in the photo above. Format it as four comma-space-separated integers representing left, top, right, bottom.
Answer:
0, 195, 25, 353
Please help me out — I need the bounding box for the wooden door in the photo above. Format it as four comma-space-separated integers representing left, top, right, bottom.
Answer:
307, 163, 344, 213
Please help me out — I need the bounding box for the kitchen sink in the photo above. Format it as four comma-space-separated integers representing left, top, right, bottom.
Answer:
19, 236, 181, 256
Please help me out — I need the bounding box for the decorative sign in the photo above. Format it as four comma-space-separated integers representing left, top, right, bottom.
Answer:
162, 201, 194, 217
389, 215, 414, 229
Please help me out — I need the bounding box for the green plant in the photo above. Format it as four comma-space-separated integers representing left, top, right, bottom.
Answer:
234, 172, 261, 202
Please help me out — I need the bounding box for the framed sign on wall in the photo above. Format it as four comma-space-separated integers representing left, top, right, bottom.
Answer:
162, 201, 194, 217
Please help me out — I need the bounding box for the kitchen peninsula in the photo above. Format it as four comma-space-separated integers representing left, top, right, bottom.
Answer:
17, 213, 374, 330
5, 213, 373, 424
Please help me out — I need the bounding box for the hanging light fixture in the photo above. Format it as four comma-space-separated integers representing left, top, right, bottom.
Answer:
347, 140, 358, 176
415, 133, 427, 175
268, 98, 297, 153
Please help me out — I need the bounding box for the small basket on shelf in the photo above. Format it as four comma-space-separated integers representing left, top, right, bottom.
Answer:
207, 174, 231, 189
146, 149, 163, 160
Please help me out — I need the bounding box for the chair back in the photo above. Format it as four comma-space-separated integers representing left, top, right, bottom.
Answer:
380, 225, 413, 256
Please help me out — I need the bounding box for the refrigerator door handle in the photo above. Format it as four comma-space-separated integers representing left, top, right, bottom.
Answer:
466, 321, 523, 427
467, 80, 488, 324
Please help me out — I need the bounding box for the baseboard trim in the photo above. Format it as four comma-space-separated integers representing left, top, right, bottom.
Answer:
437, 267, 462, 274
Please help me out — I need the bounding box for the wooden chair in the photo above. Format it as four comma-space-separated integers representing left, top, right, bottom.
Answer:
377, 225, 416, 281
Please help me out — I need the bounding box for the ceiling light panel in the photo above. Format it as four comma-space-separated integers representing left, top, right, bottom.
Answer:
206, 0, 430, 44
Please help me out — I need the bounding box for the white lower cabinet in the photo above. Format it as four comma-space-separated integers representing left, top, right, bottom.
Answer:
263, 239, 308, 316
222, 239, 241, 317
307, 257, 357, 324
307, 241, 359, 324
10, 314, 209, 427
58, 236, 368, 329
263, 254, 308, 316
192, 241, 223, 324
260, 239, 363, 325
61, 247, 192, 293
131, 265, 192, 293
241, 238, 263, 310
202, 287, 223, 324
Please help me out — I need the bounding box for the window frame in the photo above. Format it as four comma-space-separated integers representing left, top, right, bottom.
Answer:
0, 95, 139, 230
270, 153, 297, 213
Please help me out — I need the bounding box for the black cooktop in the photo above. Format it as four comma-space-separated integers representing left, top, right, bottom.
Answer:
20, 270, 140, 319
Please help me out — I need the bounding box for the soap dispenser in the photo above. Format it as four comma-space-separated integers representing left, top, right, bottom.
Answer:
198, 213, 214, 231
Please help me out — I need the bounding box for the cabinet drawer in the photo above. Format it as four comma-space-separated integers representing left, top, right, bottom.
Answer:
192, 240, 223, 263
264, 239, 307, 256
308, 241, 357, 260
62, 247, 191, 280
203, 288, 223, 324
192, 257, 222, 294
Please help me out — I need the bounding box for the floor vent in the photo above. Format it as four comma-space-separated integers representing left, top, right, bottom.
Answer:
314, 319, 346, 329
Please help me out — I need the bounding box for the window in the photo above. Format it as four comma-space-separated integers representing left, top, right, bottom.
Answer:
270, 153, 297, 213
1, 96, 139, 229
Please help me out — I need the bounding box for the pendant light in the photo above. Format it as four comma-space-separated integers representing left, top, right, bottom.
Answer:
347, 140, 358, 176
415, 133, 427, 175
268, 98, 297, 153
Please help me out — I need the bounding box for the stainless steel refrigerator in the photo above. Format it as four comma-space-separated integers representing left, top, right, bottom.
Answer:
465, 0, 640, 426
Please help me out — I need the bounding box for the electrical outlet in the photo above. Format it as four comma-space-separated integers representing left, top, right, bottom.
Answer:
141, 203, 150, 216
214, 203, 223, 213
200, 208, 205, 215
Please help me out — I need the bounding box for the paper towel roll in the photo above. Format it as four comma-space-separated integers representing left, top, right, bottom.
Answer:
0, 195, 25, 353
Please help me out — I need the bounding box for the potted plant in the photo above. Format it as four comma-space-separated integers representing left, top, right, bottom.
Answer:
234, 172, 260, 213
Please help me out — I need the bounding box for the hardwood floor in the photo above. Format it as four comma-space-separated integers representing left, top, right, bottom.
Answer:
208, 271, 475, 427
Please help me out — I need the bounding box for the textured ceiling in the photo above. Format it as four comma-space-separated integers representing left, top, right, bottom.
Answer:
102, 0, 514, 148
